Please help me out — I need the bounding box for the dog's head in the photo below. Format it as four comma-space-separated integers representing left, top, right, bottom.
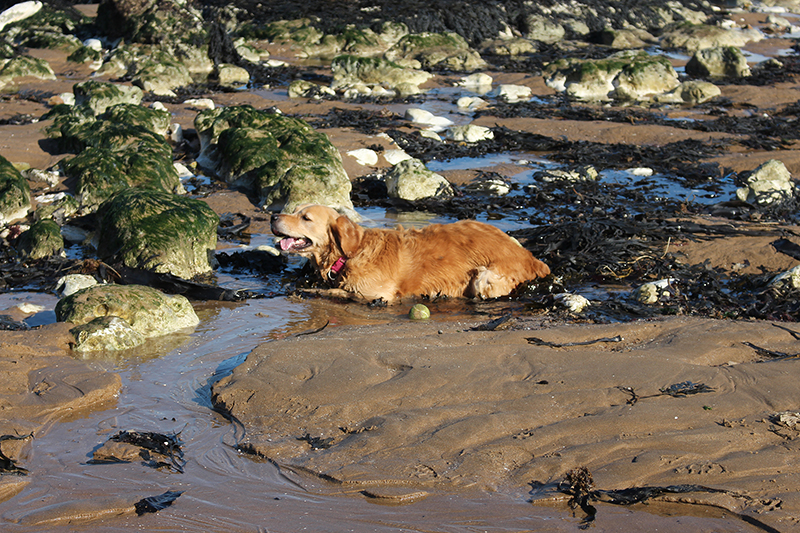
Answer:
270, 204, 363, 269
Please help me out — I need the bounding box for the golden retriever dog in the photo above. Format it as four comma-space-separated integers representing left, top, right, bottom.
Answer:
271, 204, 550, 302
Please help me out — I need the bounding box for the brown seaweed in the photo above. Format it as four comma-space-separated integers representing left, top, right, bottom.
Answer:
0, 433, 33, 476
134, 490, 184, 515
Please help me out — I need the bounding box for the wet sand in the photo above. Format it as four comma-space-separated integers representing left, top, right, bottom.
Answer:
3, 14, 800, 533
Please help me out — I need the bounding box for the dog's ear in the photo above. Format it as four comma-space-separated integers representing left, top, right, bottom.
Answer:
331, 215, 363, 257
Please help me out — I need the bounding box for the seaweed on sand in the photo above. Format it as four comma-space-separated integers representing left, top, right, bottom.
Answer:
0, 433, 33, 476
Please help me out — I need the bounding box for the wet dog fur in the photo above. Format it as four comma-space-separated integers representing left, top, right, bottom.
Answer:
271, 204, 550, 303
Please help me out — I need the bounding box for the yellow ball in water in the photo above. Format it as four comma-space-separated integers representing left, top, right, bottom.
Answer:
409, 303, 430, 320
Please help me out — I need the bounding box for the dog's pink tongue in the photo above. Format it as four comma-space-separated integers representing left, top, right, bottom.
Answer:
279, 237, 297, 251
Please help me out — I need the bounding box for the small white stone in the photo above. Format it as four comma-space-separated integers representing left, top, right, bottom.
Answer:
347, 148, 379, 166
383, 149, 412, 165
445, 125, 494, 143
489, 84, 532, 103
554, 293, 590, 313
55, 274, 98, 297
418, 130, 442, 142
83, 38, 103, 51
627, 167, 654, 177
183, 98, 215, 110
456, 73, 493, 88
60, 225, 89, 244
174, 162, 194, 179
34, 191, 67, 203
150, 101, 168, 112
15, 303, 44, 315
59, 92, 75, 106
456, 96, 488, 111
169, 123, 183, 144
404, 108, 453, 129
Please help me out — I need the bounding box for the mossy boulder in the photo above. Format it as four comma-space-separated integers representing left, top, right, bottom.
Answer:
0, 153, 31, 225
61, 142, 180, 211
131, 51, 194, 95
100, 103, 171, 137
17, 218, 63, 259
194, 105, 353, 214
46, 104, 171, 152
73, 80, 144, 115
95, 0, 206, 46
330, 54, 432, 95
545, 51, 679, 102
56, 283, 199, 338
96, 188, 219, 279
386, 32, 485, 71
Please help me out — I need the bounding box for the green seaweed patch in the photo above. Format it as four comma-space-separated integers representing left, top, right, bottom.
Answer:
0, 154, 32, 223
68, 45, 103, 64
43, 104, 97, 152
61, 143, 179, 211
95, 189, 219, 279
17, 218, 63, 260
100, 104, 171, 137
194, 105, 276, 144
20, 30, 81, 52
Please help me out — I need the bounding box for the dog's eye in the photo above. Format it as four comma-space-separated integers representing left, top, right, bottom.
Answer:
302, 214, 311, 221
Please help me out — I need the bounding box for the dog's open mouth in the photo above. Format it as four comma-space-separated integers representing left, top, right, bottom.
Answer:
276, 236, 312, 252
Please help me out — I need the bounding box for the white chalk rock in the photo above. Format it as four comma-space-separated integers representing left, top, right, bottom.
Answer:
445, 124, 494, 143
554, 293, 591, 313
404, 108, 453, 129
347, 149, 379, 166
0, 1, 42, 32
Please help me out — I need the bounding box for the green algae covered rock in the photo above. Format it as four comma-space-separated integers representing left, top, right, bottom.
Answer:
386, 32, 485, 71
73, 80, 143, 115
96, 188, 219, 279
195, 105, 353, 214
45, 102, 171, 150
46, 102, 178, 212
61, 142, 180, 211
100, 103, 171, 137
330, 54, 432, 95
17, 218, 63, 259
545, 50, 679, 102
0, 153, 31, 225
70, 316, 146, 352
56, 283, 199, 338
132, 52, 194, 95
0, 55, 56, 87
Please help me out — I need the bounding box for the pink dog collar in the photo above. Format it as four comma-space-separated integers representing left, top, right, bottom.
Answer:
328, 257, 346, 281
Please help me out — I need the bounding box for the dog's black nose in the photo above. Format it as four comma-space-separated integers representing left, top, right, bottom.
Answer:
270, 213, 280, 223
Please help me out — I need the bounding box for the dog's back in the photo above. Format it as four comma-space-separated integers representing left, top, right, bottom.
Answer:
343, 220, 549, 300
